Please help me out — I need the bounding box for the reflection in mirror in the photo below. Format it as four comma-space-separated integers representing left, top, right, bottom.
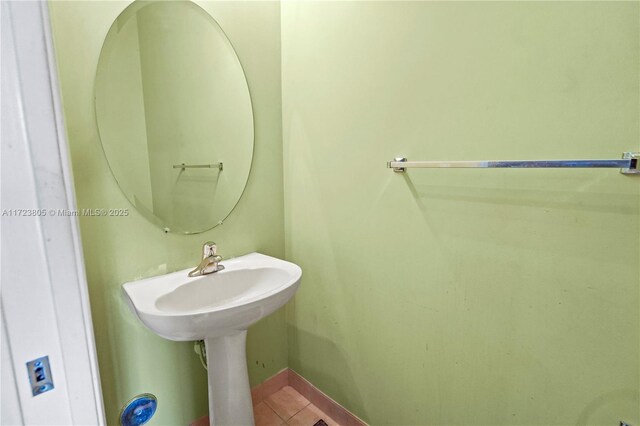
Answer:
95, 0, 254, 234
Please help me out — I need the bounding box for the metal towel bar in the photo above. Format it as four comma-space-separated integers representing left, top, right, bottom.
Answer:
387, 152, 639, 175
173, 162, 223, 171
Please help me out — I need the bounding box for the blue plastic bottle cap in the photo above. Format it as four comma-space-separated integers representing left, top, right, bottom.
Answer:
120, 394, 157, 426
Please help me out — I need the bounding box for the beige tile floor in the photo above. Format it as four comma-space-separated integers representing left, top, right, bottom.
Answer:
254, 386, 339, 426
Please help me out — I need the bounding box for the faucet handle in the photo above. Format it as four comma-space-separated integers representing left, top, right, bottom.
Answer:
202, 241, 217, 258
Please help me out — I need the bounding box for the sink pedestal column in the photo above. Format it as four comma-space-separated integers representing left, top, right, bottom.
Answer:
204, 330, 254, 426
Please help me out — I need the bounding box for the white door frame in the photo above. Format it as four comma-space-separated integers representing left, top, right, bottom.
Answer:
1, 1, 105, 424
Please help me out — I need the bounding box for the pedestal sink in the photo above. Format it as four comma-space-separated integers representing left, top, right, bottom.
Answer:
122, 253, 302, 425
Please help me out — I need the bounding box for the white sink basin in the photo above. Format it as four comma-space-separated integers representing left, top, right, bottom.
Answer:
123, 252, 301, 341
122, 252, 302, 426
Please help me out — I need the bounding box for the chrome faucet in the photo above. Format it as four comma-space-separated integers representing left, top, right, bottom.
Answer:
188, 242, 224, 277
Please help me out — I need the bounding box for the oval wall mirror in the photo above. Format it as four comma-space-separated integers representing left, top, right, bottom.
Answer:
95, 0, 254, 234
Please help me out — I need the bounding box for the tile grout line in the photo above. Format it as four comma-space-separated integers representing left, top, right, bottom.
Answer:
284, 400, 311, 424
262, 399, 283, 422
264, 401, 288, 424
254, 369, 364, 426
263, 396, 311, 423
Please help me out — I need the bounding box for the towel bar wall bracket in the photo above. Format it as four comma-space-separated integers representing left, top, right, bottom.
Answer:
387, 152, 639, 175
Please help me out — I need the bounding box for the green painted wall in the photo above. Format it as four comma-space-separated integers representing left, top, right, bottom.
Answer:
282, 2, 639, 425
49, 1, 285, 424
50, 1, 640, 425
